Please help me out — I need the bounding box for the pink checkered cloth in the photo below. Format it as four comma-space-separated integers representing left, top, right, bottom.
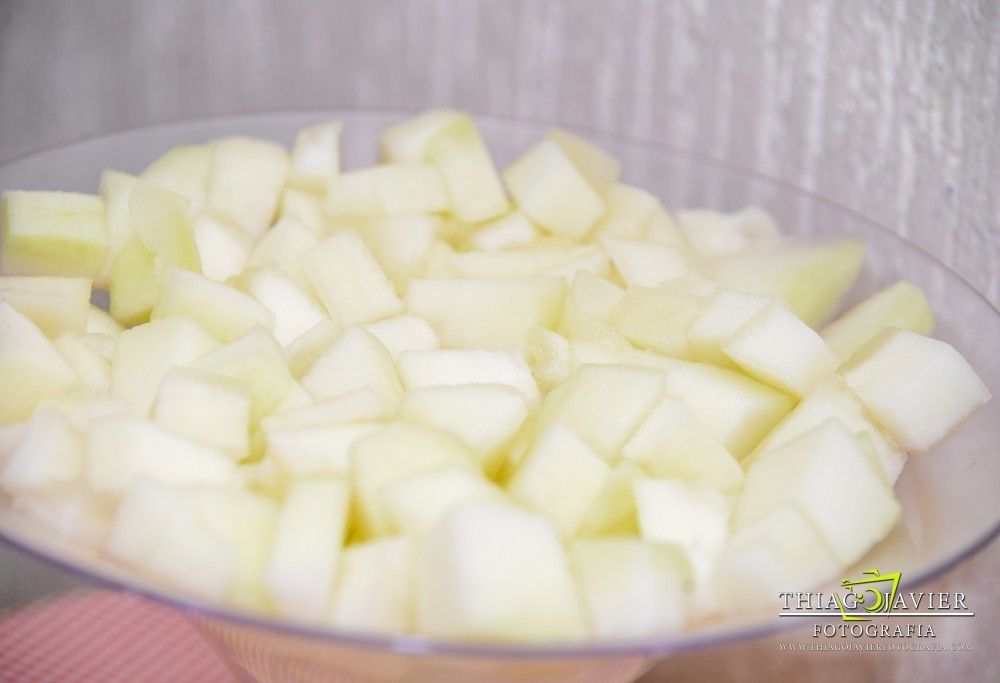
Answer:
0, 590, 235, 682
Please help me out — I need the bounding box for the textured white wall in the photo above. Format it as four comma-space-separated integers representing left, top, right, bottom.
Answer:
1, 0, 997, 302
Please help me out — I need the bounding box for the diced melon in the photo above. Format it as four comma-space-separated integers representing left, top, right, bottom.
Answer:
601, 235, 700, 288
264, 477, 350, 621
840, 328, 991, 453
662, 361, 795, 460
1, 191, 107, 279
416, 501, 588, 642
189, 214, 253, 283
53, 332, 111, 395
572, 539, 690, 639
380, 466, 506, 537
350, 423, 480, 538
300, 326, 403, 412
324, 164, 449, 216
396, 347, 540, 407
503, 139, 606, 239
425, 113, 510, 223
735, 419, 900, 567
97, 169, 138, 286
675, 206, 779, 258
364, 315, 440, 361
399, 384, 528, 476
302, 230, 403, 326
590, 184, 660, 239
288, 120, 342, 193
153, 367, 252, 460
239, 266, 327, 346
523, 325, 573, 392
152, 268, 275, 343
546, 128, 621, 188
508, 424, 611, 538
353, 214, 439, 292
634, 479, 731, 574
141, 144, 213, 215
265, 421, 381, 479
532, 363, 665, 462
822, 279, 936, 361
612, 287, 705, 359
685, 289, 779, 368
379, 109, 462, 163
721, 301, 840, 398
110, 316, 220, 416
0, 407, 83, 492
622, 397, 744, 493
578, 460, 648, 536
406, 277, 565, 349
86, 416, 239, 494
328, 537, 414, 633
0, 276, 91, 338
467, 210, 541, 252
246, 215, 321, 291
207, 136, 290, 239
714, 237, 866, 327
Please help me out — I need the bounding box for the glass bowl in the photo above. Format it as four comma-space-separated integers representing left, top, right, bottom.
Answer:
1, 110, 998, 683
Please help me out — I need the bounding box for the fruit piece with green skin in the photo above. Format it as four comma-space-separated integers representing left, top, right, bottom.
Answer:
1, 191, 107, 279
302, 230, 403, 326
0, 406, 83, 492
405, 277, 565, 349
0, 302, 78, 424
572, 539, 690, 639
840, 328, 991, 453
264, 477, 351, 621
735, 419, 900, 567
612, 287, 706, 359
141, 144, 213, 215
416, 500, 588, 642
350, 423, 481, 539
380, 466, 507, 537
714, 237, 866, 327
503, 139, 606, 239
721, 301, 841, 398
288, 120, 342, 193
661, 360, 795, 461
425, 113, 510, 224
153, 367, 252, 460
151, 268, 275, 343
110, 316, 221, 416
0, 276, 91, 338
106, 478, 235, 602
507, 423, 611, 539
85, 415, 239, 494
745, 376, 907, 484
207, 137, 290, 239
822, 279, 936, 361
398, 384, 529, 477
622, 396, 744, 493
328, 537, 415, 633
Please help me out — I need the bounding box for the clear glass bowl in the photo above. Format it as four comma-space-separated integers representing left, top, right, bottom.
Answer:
1, 110, 998, 683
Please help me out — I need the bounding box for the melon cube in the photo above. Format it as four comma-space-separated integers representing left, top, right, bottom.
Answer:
379, 109, 462, 163
612, 287, 705, 359
264, 477, 351, 621
546, 128, 621, 188
822, 280, 935, 361
153, 367, 252, 459
840, 328, 991, 452
239, 266, 327, 346
300, 326, 402, 411
0, 276, 91, 338
416, 501, 588, 641
141, 144, 213, 215
503, 139, 606, 239
288, 120, 342, 193
0, 407, 83, 492
207, 136, 290, 239
578, 461, 648, 536
328, 537, 415, 633
380, 466, 506, 537
685, 289, 780, 368
396, 348, 540, 406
